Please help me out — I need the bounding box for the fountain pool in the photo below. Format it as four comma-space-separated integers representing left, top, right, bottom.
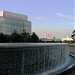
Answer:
0, 43, 72, 75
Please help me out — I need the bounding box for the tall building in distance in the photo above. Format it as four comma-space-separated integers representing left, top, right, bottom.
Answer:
0, 11, 31, 35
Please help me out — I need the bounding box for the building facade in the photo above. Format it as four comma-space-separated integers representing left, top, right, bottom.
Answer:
61, 36, 73, 42
0, 11, 31, 35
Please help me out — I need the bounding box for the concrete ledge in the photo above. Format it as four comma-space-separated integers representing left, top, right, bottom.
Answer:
0, 43, 70, 75
0, 43, 67, 48
57, 54, 75, 75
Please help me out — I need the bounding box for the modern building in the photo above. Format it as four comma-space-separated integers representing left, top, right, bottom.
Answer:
0, 11, 31, 35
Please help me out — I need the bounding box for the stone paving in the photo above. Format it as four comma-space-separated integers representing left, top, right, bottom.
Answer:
66, 45, 75, 75
68, 71, 75, 75
55, 45, 75, 75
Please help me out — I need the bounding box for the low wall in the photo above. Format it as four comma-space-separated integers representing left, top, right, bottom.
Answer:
0, 43, 70, 75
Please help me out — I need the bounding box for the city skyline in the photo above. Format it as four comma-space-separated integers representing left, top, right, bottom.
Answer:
0, 0, 74, 38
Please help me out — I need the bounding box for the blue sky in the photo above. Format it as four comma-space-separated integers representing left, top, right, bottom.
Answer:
0, 0, 74, 38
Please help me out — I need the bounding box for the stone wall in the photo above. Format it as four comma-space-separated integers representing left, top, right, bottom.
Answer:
0, 43, 70, 75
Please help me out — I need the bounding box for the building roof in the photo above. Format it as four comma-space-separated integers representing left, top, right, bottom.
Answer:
0, 10, 28, 20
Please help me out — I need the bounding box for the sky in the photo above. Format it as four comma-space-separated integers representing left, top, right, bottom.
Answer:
0, 0, 74, 38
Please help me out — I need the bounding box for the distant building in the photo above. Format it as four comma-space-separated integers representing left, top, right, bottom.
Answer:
40, 38, 53, 42
40, 38, 61, 42
61, 36, 73, 42
0, 11, 31, 35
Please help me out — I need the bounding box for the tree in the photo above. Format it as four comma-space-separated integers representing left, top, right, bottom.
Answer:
21, 31, 31, 42
30, 32, 39, 42
11, 31, 23, 43
0, 33, 11, 43
4, 34, 11, 43
0, 30, 40, 43
71, 30, 75, 40
0, 33, 5, 43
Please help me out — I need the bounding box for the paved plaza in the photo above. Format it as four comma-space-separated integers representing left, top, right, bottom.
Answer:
63, 46, 75, 75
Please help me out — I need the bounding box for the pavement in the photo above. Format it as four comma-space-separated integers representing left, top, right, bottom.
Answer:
63, 45, 75, 75
68, 71, 75, 75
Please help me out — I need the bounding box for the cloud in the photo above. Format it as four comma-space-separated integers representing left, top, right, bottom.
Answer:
35, 17, 48, 20
56, 12, 74, 20
57, 13, 65, 17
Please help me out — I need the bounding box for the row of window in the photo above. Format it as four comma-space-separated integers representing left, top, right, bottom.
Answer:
0, 17, 30, 25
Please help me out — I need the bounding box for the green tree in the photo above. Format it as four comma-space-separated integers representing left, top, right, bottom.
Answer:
21, 31, 31, 42
0, 33, 11, 43
71, 30, 75, 40
30, 32, 39, 42
21, 31, 27, 42
11, 31, 23, 43
4, 34, 11, 42
0, 33, 5, 43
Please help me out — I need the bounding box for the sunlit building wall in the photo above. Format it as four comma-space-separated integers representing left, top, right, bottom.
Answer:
0, 11, 31, 34
61, 36, 73, 42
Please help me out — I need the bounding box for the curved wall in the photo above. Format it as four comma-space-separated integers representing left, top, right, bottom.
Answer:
0, 43, 70, 75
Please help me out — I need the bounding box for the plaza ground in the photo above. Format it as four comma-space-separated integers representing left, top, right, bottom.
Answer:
63, 45, 75, 75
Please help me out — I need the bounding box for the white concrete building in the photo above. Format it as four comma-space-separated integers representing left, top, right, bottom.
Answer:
0, 11, 31, 34
61, 36, 73, 42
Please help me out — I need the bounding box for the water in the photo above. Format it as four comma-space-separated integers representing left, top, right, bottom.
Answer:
0, 43, 70, 75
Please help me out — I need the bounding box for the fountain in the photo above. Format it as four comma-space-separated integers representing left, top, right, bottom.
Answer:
0, 43, 74, 75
